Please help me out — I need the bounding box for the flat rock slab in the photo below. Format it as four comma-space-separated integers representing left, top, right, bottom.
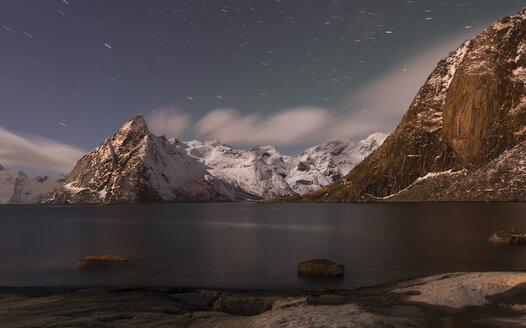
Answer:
4, 272, 526, 328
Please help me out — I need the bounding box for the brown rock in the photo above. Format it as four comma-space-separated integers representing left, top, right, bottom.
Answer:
489, 230, 526, 245
76, 255, 129, 269
211, 294, 277, 316
297, 258, 344, 278
295, 7, 526, 203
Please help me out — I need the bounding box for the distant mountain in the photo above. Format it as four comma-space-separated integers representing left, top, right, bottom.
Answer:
294, 8, 526, 202
176, 140, 296, 199
0, 164, 64, 204
285, 133, 387, 194
42, 115, 385, 204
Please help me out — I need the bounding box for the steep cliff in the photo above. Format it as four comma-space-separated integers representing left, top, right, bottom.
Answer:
297, 8, 526, 202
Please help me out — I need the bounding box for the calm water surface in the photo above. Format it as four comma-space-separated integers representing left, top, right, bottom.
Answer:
0, 203, 525, 289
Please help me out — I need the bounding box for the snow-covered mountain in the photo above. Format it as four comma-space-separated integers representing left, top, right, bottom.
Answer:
285, 133, 387, 194
43, 114, 252, 203
42, 114, 385, 204
176, 132, 387, 197
175, 140, 296, 199
0, 164, 65, 204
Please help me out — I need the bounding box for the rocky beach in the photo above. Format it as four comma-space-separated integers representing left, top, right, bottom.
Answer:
2, 271, 526, 327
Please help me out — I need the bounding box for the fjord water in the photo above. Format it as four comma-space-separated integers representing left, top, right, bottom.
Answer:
1, 203, 525, 289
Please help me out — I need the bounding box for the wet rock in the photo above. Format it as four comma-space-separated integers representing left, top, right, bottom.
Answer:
211, 294, 278, 316
297, 258, 344, 278
200, 289, 223, 307
76, 255, 129, 269
271, 297, 310, 310
489, 230, 526, 245
313, 294, 349, 305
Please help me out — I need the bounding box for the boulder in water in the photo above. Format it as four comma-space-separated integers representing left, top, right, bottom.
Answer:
297, 258, 344, 278
488, 230, 526, 245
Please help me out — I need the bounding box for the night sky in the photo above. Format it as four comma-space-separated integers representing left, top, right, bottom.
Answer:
1, 0, 525, 174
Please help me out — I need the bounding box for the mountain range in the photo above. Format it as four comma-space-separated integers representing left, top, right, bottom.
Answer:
6, 8, 526, 204
291, 7, 526, 202
0, 165, 64, 204
38, 115, 385, 204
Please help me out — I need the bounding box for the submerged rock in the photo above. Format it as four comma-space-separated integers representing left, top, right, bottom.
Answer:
488, 230, 526, 245
76, 255, 129, 269
297, 258, 344, 278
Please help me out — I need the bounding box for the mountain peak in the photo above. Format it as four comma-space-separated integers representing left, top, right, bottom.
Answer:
489, 6, 526, 33
115, 113, 148, 137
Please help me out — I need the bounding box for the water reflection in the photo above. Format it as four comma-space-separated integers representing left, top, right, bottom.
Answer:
0, 203, 525, 289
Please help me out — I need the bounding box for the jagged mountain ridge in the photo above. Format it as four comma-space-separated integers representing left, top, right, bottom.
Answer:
285, 133, 387, 194
42, 115, 386, 203
0, 165, 64, 204
295, 7, 526, 202
42, 115, 250, 203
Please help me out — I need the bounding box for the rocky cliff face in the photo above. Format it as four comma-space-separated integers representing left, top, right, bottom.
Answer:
0, 165, 64, 204
385, 139, 526, 201
297, 8, 526, 202
42, 115, 385, 204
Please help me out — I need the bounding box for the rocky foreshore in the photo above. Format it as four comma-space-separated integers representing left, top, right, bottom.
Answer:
2, 271, 526, 327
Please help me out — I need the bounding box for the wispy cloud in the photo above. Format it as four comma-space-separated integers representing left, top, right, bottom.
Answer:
145, 33, 477, 148
193, 32, 477, 146
342, 31, 478, 135
195, 107, 336, 146
0, 127, 85, 174
147, 106, 191, 138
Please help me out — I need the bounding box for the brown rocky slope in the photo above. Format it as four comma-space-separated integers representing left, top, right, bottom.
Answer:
290, 8, 526, 202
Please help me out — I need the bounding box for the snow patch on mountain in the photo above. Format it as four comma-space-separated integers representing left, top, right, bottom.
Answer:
174, 140, 295, 199
172, 132, 387, 197
286, 133, 388, 194
0, 166, 64, 204
491, 8, 526, 32
9, 173, 65, 204
512, 66, 526, 82
415, 40, 473, 134
428, 40, 472, 102
0, 167, 18, 203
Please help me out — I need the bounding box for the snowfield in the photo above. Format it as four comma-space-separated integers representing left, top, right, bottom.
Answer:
0, 165, 64, 204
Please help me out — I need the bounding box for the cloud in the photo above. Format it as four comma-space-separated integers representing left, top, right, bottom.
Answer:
143, 33, 478, 148
0, 127, 85, 174
342, 31, 478, 136
193, 32, 478, 147
196, 107, 335, 147
147, 106, 191, 138
195, 107, 385, 147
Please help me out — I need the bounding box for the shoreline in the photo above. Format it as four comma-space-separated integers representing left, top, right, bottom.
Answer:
2, 271, 526, 327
